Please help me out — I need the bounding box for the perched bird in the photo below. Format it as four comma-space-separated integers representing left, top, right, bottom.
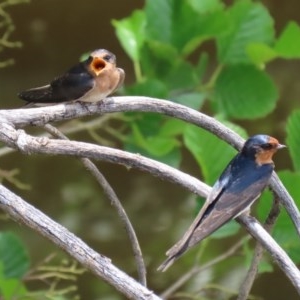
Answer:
18, 49, 125, 105
158, 134, 285, 272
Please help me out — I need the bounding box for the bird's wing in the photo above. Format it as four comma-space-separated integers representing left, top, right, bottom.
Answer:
157, 178, 228, 271
187, 179, 267, 249
18, 63, 94, 103
164, 160, 233, 258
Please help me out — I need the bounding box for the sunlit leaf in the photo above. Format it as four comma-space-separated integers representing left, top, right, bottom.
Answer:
0, 265, 27, 300
112, 10, 146, 61
246, 42, 278, 65
275, 21, 300, 58
159, 119, 186, 137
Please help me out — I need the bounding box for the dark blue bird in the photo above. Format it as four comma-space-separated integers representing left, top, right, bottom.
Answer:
158, 134, 285, 271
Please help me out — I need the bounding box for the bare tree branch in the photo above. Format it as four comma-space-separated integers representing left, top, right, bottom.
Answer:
0, 122, 210, 198
0, 97, 298, 238
0, 121, 299, 294
237, 214, 300, 292
0, 97, 299, 296
0, 184, 161, 300
161, 238, 247, 299
42, 124, 147, 287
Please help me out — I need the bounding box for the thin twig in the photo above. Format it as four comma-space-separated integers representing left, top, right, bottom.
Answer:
160, 238, 247, 299
237, 214, 300, 293
237, 195, 281, 300
42, 124, 147, 287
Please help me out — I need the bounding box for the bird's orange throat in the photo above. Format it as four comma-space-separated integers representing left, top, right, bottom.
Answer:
255, 149, 276, 165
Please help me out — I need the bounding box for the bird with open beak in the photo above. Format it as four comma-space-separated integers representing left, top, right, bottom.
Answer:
158, 134, 286, 272
18, 49, 125, 105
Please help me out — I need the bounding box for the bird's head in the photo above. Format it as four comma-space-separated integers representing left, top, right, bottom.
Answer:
87, 49, 117, 76
242, 134, 286, 165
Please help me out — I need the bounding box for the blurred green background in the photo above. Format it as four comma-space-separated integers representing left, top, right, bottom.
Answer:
1, 0, 300, 299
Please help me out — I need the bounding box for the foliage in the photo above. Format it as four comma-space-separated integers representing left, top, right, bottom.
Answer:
112, 0, 300, 293
3, 0, 300, 298
0, 0, 29, 68
0, 231, 83, 299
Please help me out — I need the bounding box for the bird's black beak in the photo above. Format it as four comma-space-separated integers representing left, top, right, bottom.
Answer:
277, 144, 286, 150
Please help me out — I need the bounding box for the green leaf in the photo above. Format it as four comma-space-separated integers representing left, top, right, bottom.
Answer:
217, 1, 274, 64
246, 42, 278, 66
258, 260, 273, 274
145, 0, 229, 55
112, 10, 146, 61
145, 0, 173, 43
0, 232, 29, 279
124, 114, 182, 164
172, 93, 206, 110
125, 140, 181, 167
126, 78, 168, 98
214, 64, 278, 119
159, 119, 186, 137
286, 110, 300, 171
165, 61, 199, 91
176, 9, 230, 56
187, 0, 224, 13
0, 265, 27, 300
275, 21, 300, 58
183, 125, 238, 184
130, 123, 179, 156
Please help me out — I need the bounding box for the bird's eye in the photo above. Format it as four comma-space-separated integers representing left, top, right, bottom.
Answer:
103, 54, 112, 62
261, 143, 274, 150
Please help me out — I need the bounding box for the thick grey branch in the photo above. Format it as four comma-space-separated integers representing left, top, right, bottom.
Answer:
0, 184, 160, 300
0, 122, 209, 198
0, 97, 298, 238
237, 214, 300, 293
0, 123, 299, 294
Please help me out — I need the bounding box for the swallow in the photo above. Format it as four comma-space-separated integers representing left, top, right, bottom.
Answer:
158, 134, 286, 272
18, 49, 125, 105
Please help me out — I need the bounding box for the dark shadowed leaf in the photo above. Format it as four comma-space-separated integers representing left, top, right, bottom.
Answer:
0, 232, 29, 279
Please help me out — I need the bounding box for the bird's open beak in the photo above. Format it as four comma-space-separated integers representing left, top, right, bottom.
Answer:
90, 57, 107, 76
